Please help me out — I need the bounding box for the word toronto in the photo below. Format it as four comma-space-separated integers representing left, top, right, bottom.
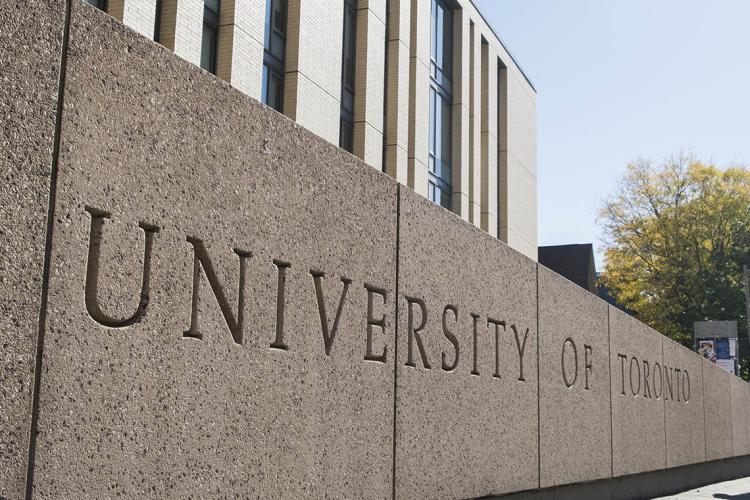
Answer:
82, 206, 691, 399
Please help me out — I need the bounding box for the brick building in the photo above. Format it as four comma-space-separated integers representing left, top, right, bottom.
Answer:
85, 0, 538, 258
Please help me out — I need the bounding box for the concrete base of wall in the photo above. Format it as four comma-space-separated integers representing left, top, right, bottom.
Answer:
487, 456, 750, 500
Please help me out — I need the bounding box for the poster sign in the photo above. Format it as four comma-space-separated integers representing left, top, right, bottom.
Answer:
696, 337, 736, 375
698, 339, 716, 362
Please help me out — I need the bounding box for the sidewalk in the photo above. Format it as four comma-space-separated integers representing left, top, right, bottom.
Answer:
655, 476, 750, 499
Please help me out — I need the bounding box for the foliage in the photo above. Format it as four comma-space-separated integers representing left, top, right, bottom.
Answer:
599, 155, 750, 347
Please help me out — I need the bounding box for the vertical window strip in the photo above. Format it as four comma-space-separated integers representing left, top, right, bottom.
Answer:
497, 58, 507, 238
200, 0, 220, 74
339, 0, 357, 152
154, 0, 162, 42
262, 0, 287, 111
468, 21, 475, 224
428, 0, 453, 210
84, 0, 107, 11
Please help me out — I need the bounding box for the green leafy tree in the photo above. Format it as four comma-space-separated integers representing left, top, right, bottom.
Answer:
599, 155, 750, 347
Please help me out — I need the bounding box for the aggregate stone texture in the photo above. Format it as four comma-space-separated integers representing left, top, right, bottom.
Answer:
395, 186, 538, 499
30, 3, 397, 497
730, 375, 750, 457
701, 359, 733, 461
609, 306, 667, 477
0, 0, 64, 497
662, 336, 705, 467
537, 266, 611, 487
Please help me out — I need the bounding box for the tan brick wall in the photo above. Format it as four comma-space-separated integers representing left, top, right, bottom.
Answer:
406, 0, 430, 197
155, 0, 177, 50
110, 0, 157, 39
450, 7, 470, 220
480, 40, 498, 238
215, 0, 265, 100
108, 0, 125, 23
285, 0, 344, 144
448, 0, 537, 258
468, 21, 481, 227
383, 0, 410, 184
172, 0, 202, 65
353, 1, 386, 168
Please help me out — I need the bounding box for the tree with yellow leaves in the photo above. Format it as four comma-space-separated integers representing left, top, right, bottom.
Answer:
599, 155, 750, 346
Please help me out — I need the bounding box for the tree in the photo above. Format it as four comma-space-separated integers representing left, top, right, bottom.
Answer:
599, 155, 750, 346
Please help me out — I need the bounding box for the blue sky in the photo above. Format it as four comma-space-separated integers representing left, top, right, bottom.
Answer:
475, 0, 750, 268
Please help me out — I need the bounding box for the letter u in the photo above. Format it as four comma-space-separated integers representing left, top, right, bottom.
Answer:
84, 206, 159, 327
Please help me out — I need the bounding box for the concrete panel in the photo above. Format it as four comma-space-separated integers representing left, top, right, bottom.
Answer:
0, 0, 64, 496
702, 359, 733, 461
30, 4, 397, 497
609, 306, 666, 477
731, 375, 750, 456
395, 187, 538, 499
538, 267, 611, 487
662, 336, 705, 467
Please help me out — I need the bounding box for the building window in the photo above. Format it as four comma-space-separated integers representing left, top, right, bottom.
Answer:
262, 0, 287, 112
200, 0, 220, 74
84, 0, 106, 10
339, 0, 357, 152
154, 0, 162, 43
428, 0, 453, 209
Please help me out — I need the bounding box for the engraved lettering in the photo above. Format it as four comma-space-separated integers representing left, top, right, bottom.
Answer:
665, 366, 674, 401
683, 370, 690, 402
675, 368, 682, 402
405, 296, 430, 369
270, 259, 291, 350
441, 305, 459, 371
364, 284, 388, 362
629, 356, 641, 396
471, 313, 481, 376
653, 361, 663, 399
487, 317, 505, 379
311, 271, 352, 356
561, 337, 578, 388
584, 344, 593, 390
84, 206, 159, 328
183, 236, 250, 344
511, 325, 529, 382
642, 360, 651, 398
618, 353, 627, 395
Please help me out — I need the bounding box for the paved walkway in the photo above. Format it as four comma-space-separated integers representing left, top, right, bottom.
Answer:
655, 477, 750, 499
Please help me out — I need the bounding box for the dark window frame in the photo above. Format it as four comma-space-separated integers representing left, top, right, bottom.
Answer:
154, 0, 162, 42
339, 0, 357, 152
201, 0, 220, 74
262, 0, 288, 111
84, 0, 107, 10
428, 0, 453, 210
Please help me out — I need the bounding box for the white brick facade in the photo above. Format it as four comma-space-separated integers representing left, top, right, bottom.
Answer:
94, 0, 538, 259
109, 0, 158, 38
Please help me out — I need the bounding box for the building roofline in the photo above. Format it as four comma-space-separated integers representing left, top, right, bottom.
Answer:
469, 0, 537, 94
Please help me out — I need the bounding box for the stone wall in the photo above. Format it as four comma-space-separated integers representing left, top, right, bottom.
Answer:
0, 0, 65, 496
1, 2, 749, 498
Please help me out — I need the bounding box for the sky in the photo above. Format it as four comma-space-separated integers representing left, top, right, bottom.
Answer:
475, 0, 750, 269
